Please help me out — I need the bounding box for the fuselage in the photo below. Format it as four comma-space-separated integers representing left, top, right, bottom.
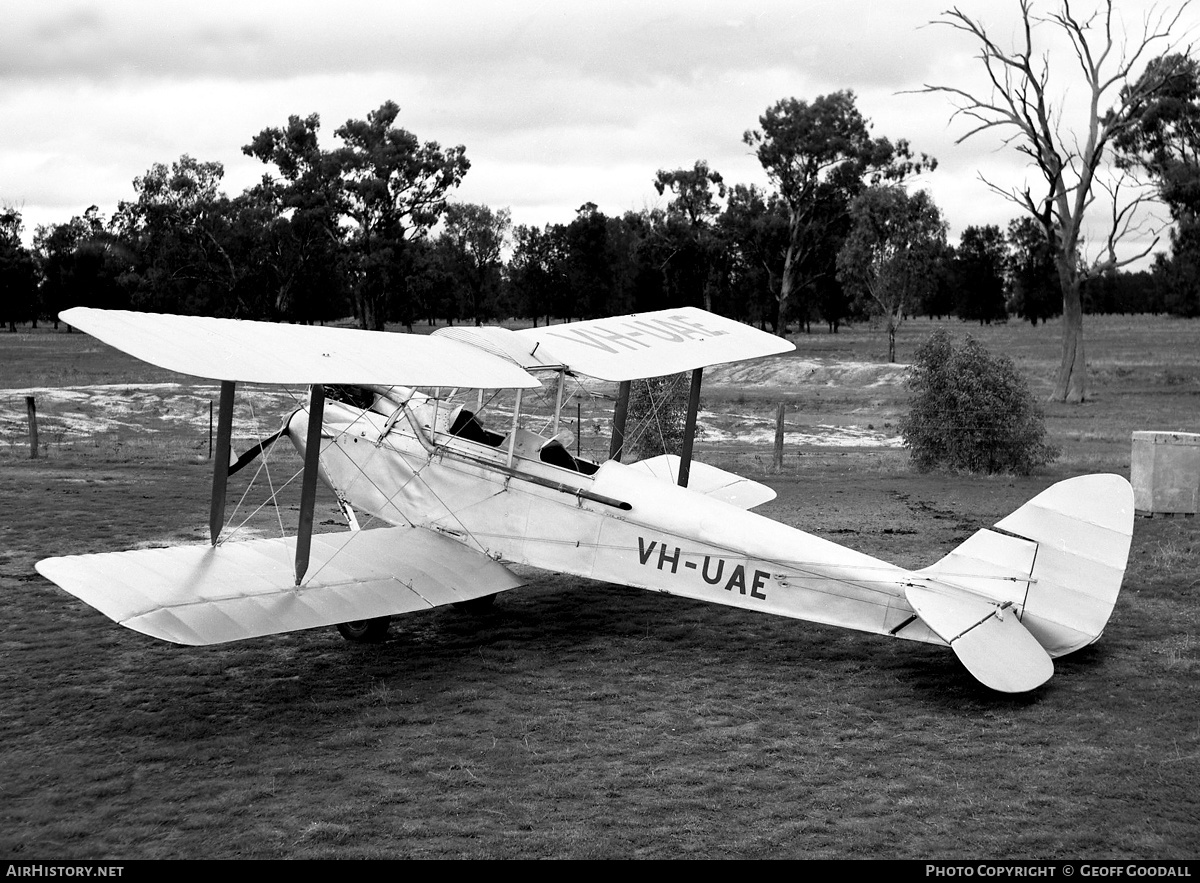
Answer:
287, 391, 944, 648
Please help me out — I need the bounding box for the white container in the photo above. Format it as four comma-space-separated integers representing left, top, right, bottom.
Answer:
1131, 431, 1200, 514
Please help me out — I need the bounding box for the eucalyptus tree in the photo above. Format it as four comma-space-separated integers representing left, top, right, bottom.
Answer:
439, 202, 511, 326
717, 184, 790, 329
509, 223, 568, 326
561, 203, 617, 320
334, 102, 469, 330
953, 225, 1009, 324
922, 0, 1190, 401
744, 91, 934, 333
0, 207, 37, 331
243, 112, 350, 322
112, 155, 243, 315
33, 206, 132, 321
246, 101, 469, 330
836, 186, 947, 362
1006, 216, 1062, 326
653, 160, 727, 312
1116, 53, 1200, 316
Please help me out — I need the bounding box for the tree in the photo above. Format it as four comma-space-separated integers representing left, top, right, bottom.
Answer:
34, 206, 132, 321
922, 1, 1190, 401
440, 202, 511, 326
561, 203, 617, 320
953, 225, 1009, 324
1006, 216, 1063, 325
1116, 53, 1200, 316
0, 207, 38, 331
836, 186, 947, 362
919, 239, 960, 320
243, 112, 351, 322
1152, 222, 1200, 315
624, 374, 690, 461
334, 102, 470, 330
248, 103, 471, 329
653, 160, 726, 312
743, 91, 934, 333
111, 155, 242, 315
718, 184, 791, 329
1116, 53, 1200, 214
509, 223, 566, 326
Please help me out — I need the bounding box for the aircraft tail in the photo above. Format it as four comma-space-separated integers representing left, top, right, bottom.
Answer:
910, 474, 1135, 691
922, 474, 1136, 656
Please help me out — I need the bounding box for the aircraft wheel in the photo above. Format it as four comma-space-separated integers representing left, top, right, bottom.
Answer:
336, 616, 391, 643
453, 594, 497, 614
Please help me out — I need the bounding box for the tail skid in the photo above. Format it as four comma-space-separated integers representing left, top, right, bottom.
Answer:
910, 475, 1135, 692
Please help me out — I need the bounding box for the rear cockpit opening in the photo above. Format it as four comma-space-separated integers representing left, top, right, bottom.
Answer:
448, 407, 505, 447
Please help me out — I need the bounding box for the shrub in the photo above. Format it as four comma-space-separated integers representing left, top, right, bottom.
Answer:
625, 373, 690, 460
900, 329, 1058, 474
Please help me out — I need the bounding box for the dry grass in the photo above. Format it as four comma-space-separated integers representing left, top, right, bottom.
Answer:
1, 317, 1198, 859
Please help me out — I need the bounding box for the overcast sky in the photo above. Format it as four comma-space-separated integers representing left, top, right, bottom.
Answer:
3, 1, 1195, 264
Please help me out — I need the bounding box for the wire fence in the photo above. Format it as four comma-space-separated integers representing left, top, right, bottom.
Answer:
2, 383, 908, 466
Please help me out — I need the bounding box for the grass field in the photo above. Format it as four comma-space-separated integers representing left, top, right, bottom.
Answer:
1, 315, 1198, 859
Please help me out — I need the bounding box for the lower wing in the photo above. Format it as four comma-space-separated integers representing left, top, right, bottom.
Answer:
37, 526, 522, 646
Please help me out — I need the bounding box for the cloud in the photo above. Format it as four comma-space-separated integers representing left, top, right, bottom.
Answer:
1, 0, 1193, 267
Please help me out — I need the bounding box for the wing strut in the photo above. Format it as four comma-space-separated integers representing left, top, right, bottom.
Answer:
609, 380, 631, 462
551, 369, 566, 437
294, 384, 325, 585
209, 380, 236, 545
678, 367, 703, 488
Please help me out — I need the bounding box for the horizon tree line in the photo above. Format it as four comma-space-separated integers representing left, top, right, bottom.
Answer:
0, 36, 1193, 363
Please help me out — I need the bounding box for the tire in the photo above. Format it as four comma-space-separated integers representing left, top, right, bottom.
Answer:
453, 594, 497, 614
336, 616, 391, 643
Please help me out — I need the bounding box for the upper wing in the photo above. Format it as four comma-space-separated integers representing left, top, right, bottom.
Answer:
514, 307, 794, 381
37, 526, 523, 645
60, 307, 541, 389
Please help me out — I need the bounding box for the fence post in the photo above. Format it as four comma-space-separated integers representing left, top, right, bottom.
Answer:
26, 396, 39, 459
773, 402, 785, 471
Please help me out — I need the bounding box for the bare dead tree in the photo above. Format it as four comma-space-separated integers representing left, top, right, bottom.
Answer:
922, 0, 1190, 402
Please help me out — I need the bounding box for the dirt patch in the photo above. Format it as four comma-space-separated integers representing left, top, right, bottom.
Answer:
707, 357, 910, 391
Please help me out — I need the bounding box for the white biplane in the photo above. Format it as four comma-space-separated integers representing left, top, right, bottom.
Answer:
36, 306, 1134, 693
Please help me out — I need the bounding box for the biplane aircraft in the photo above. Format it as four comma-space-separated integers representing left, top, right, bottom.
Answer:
36, 306, 1135, 694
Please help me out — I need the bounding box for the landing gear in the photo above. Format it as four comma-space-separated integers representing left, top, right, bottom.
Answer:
336, 616, 391, 643
453, 594, 497, 614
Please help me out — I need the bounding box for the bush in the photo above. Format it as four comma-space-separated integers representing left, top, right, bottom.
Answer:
900, 329, 1058, 474
625, 373, 690, 460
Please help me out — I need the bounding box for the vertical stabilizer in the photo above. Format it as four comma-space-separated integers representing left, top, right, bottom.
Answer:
920, 475, 1135, 660
993, 474, 1135, 657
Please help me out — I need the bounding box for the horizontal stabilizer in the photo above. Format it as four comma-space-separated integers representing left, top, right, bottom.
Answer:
905, 584, 1053, 693
37, 527, 522, 646
918, 528, 1037, 608
59, 307, 541, 389
626, 455, 777, 509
